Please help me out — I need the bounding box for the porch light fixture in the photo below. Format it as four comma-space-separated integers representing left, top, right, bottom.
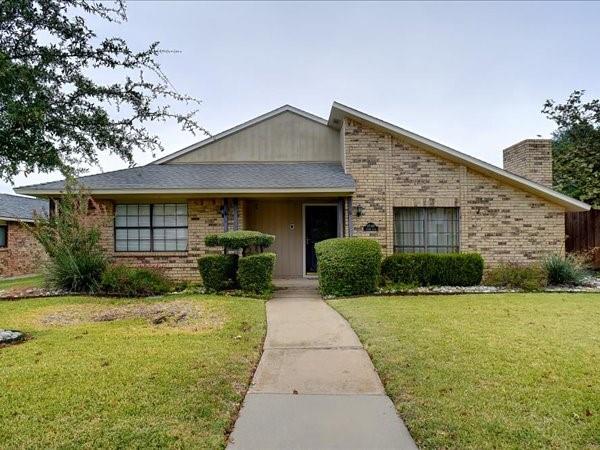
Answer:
354, 204, 365, 217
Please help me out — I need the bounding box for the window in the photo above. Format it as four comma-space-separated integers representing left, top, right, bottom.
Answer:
115, 204, 187, 252
0, 225, 6, 248
393, 207, 459, 253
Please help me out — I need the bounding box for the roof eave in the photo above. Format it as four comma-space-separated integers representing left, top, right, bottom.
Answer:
14, 187, 356, 197
0, 216, 35, 223
329, 102, 591, 212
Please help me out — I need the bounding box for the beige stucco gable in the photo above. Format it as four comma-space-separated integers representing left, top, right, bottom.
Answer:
165, 110, 341, 164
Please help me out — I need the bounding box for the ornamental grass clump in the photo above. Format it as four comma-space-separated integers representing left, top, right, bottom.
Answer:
543, 254, 589, 286
27, 179, 108, 293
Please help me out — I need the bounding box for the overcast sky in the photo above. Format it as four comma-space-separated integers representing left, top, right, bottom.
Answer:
3, 1, 600, 194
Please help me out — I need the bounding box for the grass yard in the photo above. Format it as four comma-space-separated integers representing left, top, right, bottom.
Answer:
330, 293, 600, 449
0, 274, 44, 292
0, 294, 266, 449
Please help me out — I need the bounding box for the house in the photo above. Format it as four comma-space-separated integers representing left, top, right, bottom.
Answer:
15, 103, 590, 280
0, 194, 48, 277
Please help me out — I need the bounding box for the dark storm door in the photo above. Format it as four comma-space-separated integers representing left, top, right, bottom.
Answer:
305, 205, 339, 273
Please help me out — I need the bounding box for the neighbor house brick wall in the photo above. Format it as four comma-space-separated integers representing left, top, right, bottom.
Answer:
94, 198, 225, 282
343, 119, 565, 266
503, 139, 553, 187
0, 221, 47, 278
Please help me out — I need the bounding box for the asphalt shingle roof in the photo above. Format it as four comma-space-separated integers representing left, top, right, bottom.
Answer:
17, 163, 355, 192
0, 194, 48, 221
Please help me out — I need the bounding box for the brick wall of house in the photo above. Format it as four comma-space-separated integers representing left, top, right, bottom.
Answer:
0, 221, 47, 277
503, 139, 553, 187
343, 119, 565, 266
95, 198, 225, 282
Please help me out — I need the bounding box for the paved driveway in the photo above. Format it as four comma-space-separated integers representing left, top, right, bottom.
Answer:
227, 280, 416, 450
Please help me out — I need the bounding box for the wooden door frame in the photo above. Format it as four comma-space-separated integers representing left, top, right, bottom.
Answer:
302, 202, 341, 278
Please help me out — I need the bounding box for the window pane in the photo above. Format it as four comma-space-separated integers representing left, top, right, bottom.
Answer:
139, 240, 151, 251
177, 204, 187, 215
176, 215, 187, 226
127, 205, 138, 216
0, 227, 6, 247
126, 216, 139, 227
116, 240, 127, 251
176, 239, 187, 251
164, 204, 176, 215
115, 216, 127, 227
177, 228, 188, 240
115, 205, 127, 215
165, 229, 177, 240
164, 215, 177, 227
139, 205, 150, 216
139, 215, 150, 227
153, 240, 165, 251
165, 240, 177, 251
154, 216, 164, 227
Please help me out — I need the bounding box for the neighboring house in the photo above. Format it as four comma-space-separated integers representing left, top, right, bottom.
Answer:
16, 103, 590, 280
0, 194, 48, 278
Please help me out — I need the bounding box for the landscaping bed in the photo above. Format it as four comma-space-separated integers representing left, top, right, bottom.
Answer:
330, 293, 600, 449
0, 294, 266, 448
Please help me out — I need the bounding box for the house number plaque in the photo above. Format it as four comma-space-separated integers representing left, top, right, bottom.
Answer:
363, 222, 379, 232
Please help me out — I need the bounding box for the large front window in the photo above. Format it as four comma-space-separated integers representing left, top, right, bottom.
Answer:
393, 207, 459, 253
115, 204, 188, 252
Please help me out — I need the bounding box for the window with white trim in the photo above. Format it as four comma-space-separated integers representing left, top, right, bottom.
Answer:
393, 207, 459, 253
114, 204, 188, 252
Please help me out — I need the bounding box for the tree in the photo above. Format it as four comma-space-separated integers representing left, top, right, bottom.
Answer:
0, 0, 207, 182
542, 90, 600, 207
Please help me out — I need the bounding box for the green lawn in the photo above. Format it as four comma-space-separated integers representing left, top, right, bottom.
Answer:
0, 294, 266, 449
330, 293, 600, 449
0, 274, 44, 292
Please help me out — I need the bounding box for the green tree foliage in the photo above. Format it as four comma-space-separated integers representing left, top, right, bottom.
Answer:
542, 90, 600, 206
0, 0, 207, 181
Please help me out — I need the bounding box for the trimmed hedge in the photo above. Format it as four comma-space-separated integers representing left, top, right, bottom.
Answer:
100, 265, 173, 296
315, 238, 382, 297
198, 254, 239, 292
381, 253, 484, 287
484, 262, 547, 291
205, 230, 275, 251
238, 253, 276, 294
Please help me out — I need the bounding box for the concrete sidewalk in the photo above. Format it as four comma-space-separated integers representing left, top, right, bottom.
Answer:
227, 280, 417, 450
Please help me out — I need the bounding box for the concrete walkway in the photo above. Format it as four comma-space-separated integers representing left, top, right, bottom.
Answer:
227, 279, 417, 450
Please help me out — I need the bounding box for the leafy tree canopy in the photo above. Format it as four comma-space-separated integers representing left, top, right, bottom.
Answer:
543, 90, 600, 207
0, 0, 207, 182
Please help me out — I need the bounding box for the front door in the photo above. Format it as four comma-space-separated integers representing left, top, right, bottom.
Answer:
305, 205, 339, 274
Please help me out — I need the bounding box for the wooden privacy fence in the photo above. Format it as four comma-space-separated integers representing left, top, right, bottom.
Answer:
565, 209, 600, 252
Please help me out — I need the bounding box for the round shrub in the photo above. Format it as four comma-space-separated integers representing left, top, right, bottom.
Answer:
315, 238, 382, 297
198, 254, 238, 292
381, 253, 484, 287
238, 253, 276, 294
100, 265, 173, 296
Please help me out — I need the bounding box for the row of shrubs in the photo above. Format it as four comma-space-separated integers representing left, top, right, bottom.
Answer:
315, 237, 589, 297
198, 253, 276, 294
315, 237, 484, 296
198, 230, 277, 295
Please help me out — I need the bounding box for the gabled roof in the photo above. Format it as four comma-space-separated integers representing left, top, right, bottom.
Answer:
14, 163, 355, 196
328, 102, 590, 212
152, 105, 329, 165
0, 194, 48, 222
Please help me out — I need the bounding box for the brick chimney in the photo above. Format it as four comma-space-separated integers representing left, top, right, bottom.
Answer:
503, 139, 553, 187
